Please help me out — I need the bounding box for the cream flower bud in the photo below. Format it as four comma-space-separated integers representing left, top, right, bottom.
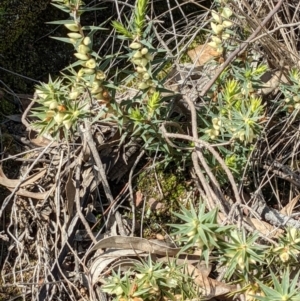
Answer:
221, 7, 233, 18
73, 110, 80, 118
131, 58, 141, 66
136, 66, 146, 73
212, 11, 222, 24
46, 110, 55, 118
67, 32, 82, 39
293, 95, 300, 102
140, 58, 148, 67
91, 88, 102, 95
91, 82, 103, 94
35, 89, 47, 99
78, 44, 90, 54
195, 238, 204, 248
208, 41, 218, 49
239, 132, 245, 141
69, 91, 80, 100
83, 36, 92, 46
85, 58, 96, 69
222, 20, 233, 28
82, 68, 95, 74
145, 53, 153, 61
49, 101, 58, 110
69, 38, 77, 44
143, 73, 150, 80
237, 257, 245, 270
187, 229, 196, 237
133, 50, 142, 58
212, 117, 219, 124
54, 113, 65, 124
211, 22, 224, 34
216, 46, 223, 54
74, 53, 89, 60
77, 69, 85, 77
280, 251, 289, 263
64, 23, 79, 32
211, 36, 222, 44
96, 70, 106, 80
141, 47, 148, 55
138, 82, 149, 89
94, 92, 103, 100
290, 228, 297, 240
129, 42, 142, 49
221, 33, 230, 40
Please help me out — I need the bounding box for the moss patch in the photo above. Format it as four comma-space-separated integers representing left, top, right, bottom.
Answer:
136, 166, 192, 237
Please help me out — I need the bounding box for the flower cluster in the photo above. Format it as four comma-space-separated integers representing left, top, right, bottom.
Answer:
65, 21, 110, 104
32, 77, 88, 135
205, 117, 222, 140
30, 0, 111, 138
129, 42, 154, 90
208, 6, 233, 54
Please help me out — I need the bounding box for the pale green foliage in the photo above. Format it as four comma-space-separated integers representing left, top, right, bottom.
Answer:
102, 201, 300, 300
190, 2, 267, 182
102, 256, 198, 301
255, 269, 300, 301
31, 76, 89, 138
169, 202, 231, 265
218, 229, 266, 282
272, 227, 300, 263
111, 21, 133, 38
109, 0, 177, 159
204, 64, 265, 144
134, 0, 149, 36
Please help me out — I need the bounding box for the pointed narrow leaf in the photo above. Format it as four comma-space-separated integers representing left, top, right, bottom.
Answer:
50, 36, 74, 44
